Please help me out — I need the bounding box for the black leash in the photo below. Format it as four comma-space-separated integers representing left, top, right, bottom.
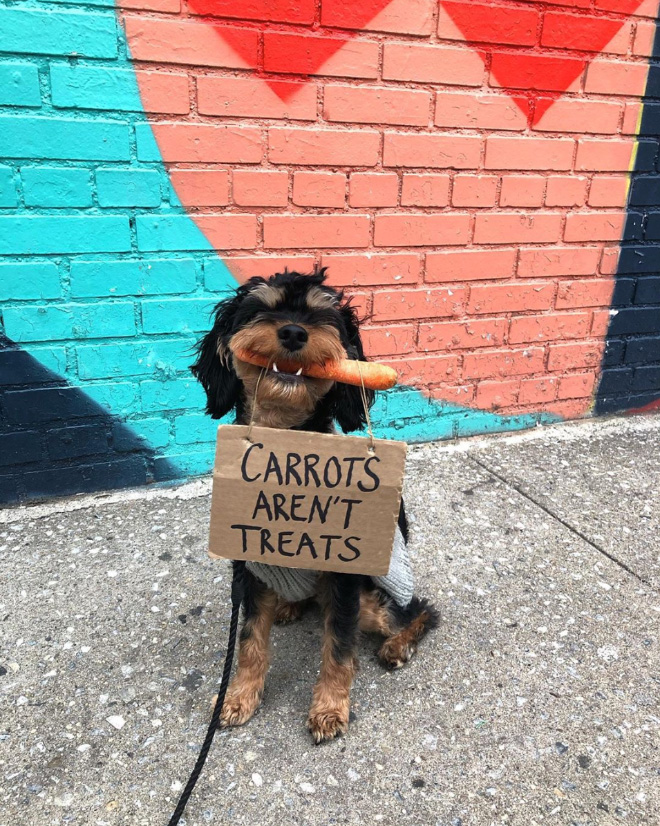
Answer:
167, 561, 246, 826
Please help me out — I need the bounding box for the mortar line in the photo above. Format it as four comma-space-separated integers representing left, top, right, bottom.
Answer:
468, 454, 653, 590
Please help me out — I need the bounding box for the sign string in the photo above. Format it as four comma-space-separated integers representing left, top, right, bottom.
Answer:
356, 360, 376, 452
246, 364, 270, 443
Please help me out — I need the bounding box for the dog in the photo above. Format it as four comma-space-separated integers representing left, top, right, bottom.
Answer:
192, 266, 438, 743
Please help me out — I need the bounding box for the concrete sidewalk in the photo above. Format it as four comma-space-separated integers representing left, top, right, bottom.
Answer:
1, 415, 659, 826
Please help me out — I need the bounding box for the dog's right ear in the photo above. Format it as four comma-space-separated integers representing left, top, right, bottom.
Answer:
190, 290, 246, 419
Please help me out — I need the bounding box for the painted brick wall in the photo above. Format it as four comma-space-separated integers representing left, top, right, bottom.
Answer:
1, 0, 659, 504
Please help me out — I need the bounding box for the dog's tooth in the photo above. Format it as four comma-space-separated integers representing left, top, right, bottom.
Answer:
273, 363, 279, 373
295, 368, 303, 376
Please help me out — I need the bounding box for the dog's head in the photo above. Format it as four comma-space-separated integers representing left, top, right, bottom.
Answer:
191, 267, 374, 432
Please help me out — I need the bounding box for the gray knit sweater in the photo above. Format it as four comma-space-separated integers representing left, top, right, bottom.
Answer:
246, 525, 413, 608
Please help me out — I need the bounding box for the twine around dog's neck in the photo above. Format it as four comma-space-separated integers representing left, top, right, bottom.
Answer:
246, 361, 376, 449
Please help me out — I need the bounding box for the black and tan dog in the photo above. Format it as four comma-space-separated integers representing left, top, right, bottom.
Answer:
192, 267, 437, 743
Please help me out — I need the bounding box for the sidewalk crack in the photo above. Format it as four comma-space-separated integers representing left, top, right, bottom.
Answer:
468, 454, 653, 590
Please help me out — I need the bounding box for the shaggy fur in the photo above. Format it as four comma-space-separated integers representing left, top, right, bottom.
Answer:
192, 267, 438, 743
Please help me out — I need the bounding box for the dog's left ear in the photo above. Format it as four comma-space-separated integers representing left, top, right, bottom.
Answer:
190, 289, 247, 419
329, 301, 376, 434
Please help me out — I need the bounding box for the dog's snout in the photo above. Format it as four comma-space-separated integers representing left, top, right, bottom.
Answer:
278, 324, 308, 352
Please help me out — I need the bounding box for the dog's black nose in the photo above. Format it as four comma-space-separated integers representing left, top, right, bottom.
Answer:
278, 324, 308, 351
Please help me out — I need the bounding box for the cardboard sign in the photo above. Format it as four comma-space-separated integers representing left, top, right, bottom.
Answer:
208, 425, 407, 576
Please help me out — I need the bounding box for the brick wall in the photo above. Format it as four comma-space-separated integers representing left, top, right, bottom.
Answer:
1, 0, 659, 504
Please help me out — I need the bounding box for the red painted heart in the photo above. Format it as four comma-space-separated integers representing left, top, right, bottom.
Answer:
441, 0, 645, 122
187, 0, 393, 100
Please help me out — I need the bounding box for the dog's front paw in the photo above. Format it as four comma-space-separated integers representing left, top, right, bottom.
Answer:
378, 636, 416, 670
307, 708, 349, 744
216, 686, 262, 728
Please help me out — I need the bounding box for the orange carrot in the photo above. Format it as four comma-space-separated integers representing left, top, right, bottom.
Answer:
232, 348, 398, 390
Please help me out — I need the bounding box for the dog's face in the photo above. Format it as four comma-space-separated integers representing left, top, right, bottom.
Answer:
192, 268, 374, 432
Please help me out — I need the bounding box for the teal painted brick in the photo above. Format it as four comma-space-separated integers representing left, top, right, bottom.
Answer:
83, 382, 140, 416
0, 216, 130, 255
136, 215, 214, 252
377, 415, 456, 443
0, 166, 17, 208
76, 338, 194, 379
41, 0, 115, 6
3, 302, 135, 342
174, 413, 218, 445
141, 379, 205, 412
69, 303, 136, 340
70, 257, 197, 297
370, 392, 387, 422
96, 168, 161, 208
0, 116, 130, 161
455, 411, 551, 437
28, 346, 68, 376
204, 258, 240, 293
0, 8, 117, 59
0, 63, 41, 107
386, 389, 432, 420
51, 64, 142, 112
3, 305, 73, 342
134, 123, 163, 162
113, 418, 171, 452
141, 298, 219, 334
0, 262, 61, 300
21, 167, 93, 208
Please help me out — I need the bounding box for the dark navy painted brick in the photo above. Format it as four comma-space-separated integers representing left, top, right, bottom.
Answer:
626, 212, 644, 241
22, 457, 149, 500
644, 212, 660, 241
611, 277, 636, 307
635, 277, 660, 305
645, 65, 660, 99
603, 339, 625, 367
598, 368, 633, 396
625, 335, 660, 364
630, 177, 660, 206
617, 245, 660, 274
597, 392, 660, 414
638, 104, 660, 137
3, 387, 105, 424
0, 432, 43, 467
608, 307, 660, 336
0, 349, 60, 386
634, 140, 660, 172
0, 475, 19, 504
632, 365, 660, 392
47, 424, 109, 460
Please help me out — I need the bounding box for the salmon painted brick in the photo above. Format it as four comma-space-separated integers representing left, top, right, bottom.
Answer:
7, 0, 654, 497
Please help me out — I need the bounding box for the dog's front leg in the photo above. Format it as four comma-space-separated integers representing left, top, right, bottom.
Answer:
220, 572, 277, 728
308, 573, 361, 744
